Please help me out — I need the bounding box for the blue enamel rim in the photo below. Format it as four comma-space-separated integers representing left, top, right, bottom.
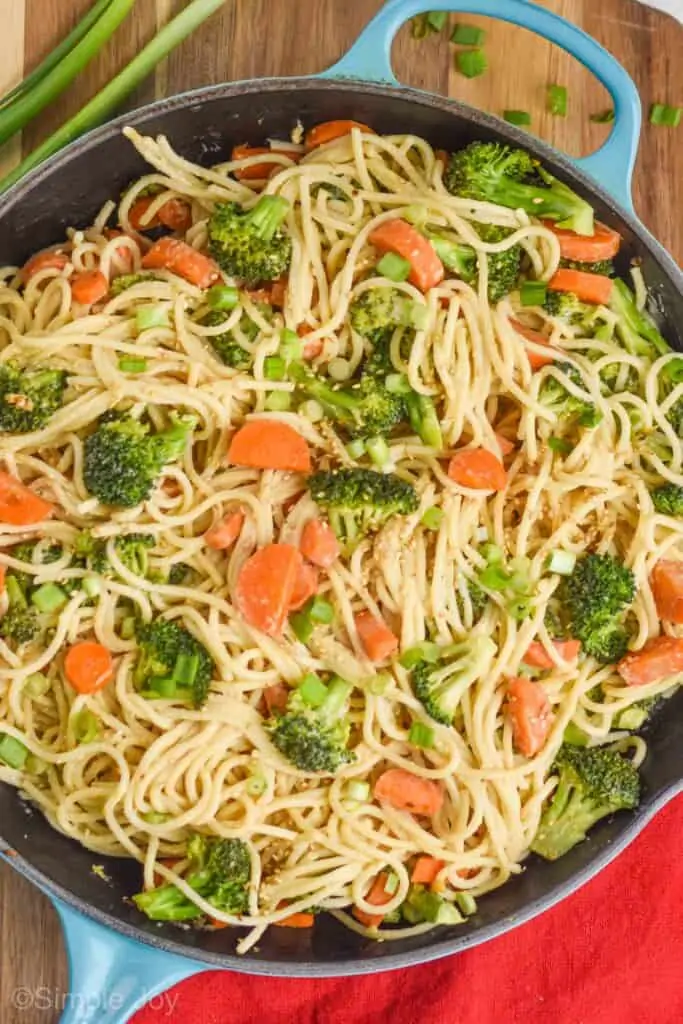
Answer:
0, 2, 681, 1018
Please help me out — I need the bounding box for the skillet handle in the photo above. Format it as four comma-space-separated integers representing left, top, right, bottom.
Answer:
52, 899, 200, 1024
320, 0, 641, 211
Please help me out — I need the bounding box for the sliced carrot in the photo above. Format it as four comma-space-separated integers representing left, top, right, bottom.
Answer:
288, 561, 319, 612
447, 448, 507, 492
305, 120, 374, 151
297, 323, 324, 360
153, 858, 181, 887
369, 219, 444, 293
651, 560, 683, 624
246, 277, 287, 309
0, 471, 53, 526
21, 248, 69, 283
263, 683, 290, 716
435, 149, 449, 166
0, 565, 6, 595
495, 432, 515, 457
411, 856, 446, 885
208, 917, 230, 930
231, 144, 301, 180
141, 238, 220, 289
523, 639, 581, 670
274, 912, 315, 928
103, 228, 135, 270
235, 543, 303, 637
64, 641, 114, 694
352, 871, 393, 929
227, 420, 312, 473
541, 219, 621, 262
548, 268, 613, 306
71, 270, 108, 305
355, 610, 398, 662
506, 676, 554, 757
300, 519, 340, 569
618, 635, 683, 687
204, 511, 245, 550
509, 318, 555, 370
129, 196, 192, 233
373, 768, 444, 816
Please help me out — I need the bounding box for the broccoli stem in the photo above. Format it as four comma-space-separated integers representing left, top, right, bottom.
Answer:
246, 195, 290, 241
405, 392, 443, 449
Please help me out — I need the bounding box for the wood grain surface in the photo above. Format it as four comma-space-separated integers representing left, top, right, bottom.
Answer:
0, 1, 681, 1021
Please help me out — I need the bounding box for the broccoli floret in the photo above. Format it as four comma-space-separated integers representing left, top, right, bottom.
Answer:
531, 743, 640, 860
109, 273, 159, 296
268, 676, 355, 773
543, 290, 597, 325
539, 362, 601, 429
616, 695, 662, 731
609, 279, 669, 360
308, 468, 419, 546
83, 412, 194, 507
404, 390, 443, 448
7, 541, 62, 592
168, 562, 194, 586
651, 483, 683, 516
133, 834, 251, 921
208, 196, 292, 285
134, 618, 214, 708
201, 304, 272, 370
560, 553, 635, 664
114, 534, 155, 577
0, 361, 67, 433
430, 224, 522, 303
72, 530, 109, 576
456, 579, 488, 622
445, 142, 594, 236
349, 288, 407, 344
290, 360, 406, 440
560, 257, 614, 277
0, 574, 40, 645
411, 636, 497, 725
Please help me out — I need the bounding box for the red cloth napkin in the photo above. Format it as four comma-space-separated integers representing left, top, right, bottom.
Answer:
133, 793, 683, 1024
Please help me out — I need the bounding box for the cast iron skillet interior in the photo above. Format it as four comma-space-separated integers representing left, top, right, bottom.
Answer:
1, 79, 683, 975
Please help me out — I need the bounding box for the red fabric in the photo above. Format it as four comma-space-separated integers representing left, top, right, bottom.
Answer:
133, 794, 683, 1024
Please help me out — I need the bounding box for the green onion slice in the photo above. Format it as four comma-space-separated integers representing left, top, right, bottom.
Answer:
376, 252, 412, 282
503, 110, 532, 127
456, 49, 488, 79
520, 280, 548, 307
451, 23, 485, 46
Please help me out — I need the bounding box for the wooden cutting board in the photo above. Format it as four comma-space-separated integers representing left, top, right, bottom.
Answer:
0, 1, 681, 1021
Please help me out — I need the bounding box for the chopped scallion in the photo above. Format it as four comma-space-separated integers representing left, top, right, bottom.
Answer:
455, 891, 477, 915
450, 23, 485, 46
0, 733, 29, 769
73, 708, 100, 744
31, 583, 68, 613
376, 251, 411, 282
426, 11, 448, 31
299, 399, 324, 422
172, 652, 199, 686
385, 373, 412, 395
504, 109, 532, 127
421, 506, 444, 530
408, 302, 429, 330
264, 391, 292, 411
343, 779, 370, 802
290, 610, 314, 644
263, 355, 287, 380
456, 49, 488, 79
346, 438, 366, 459
520, 280, 547, 307
206, 284, 239, 311
308, 596, 334, 624
409, 721, 435, 748
298, 672, 329, 707
563, 721, 589, 747
617, 706, 649, 731
141, 810, 171, 824
280, 328, 303, 361
649, 103, 681, 128
366, 436, 391, 468
246, 771, 267, 797
81, 575, 102, 599
547, 84, 568, 117
546, 549, 577, 576
118, 356, 148, 373
328, 357, 352, 381
367, 671, 392, 695
120, 616, 137, 640
136, 304, 169, 331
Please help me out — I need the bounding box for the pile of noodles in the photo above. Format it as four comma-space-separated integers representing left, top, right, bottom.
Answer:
1, 126, 682, 954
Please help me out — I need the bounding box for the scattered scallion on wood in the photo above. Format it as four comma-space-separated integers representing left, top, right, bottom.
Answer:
504, 110, 532, 127
0, 0, 227, 193
455, 49, 488, 79
589, 109, 615, 124
547, 84, 568, 117
649, 103, 681, 128
450, 23, 485, 46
